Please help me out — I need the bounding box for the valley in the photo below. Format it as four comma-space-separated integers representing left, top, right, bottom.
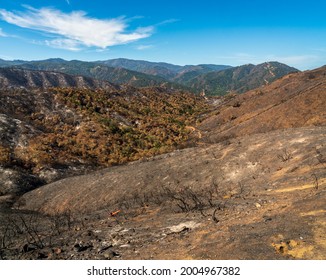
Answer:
0, 60, 325, 260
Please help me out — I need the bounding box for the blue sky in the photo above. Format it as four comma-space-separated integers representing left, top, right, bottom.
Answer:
0, 0, 326, 70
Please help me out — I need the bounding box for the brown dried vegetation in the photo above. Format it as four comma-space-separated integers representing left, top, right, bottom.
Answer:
1, 87, 207, 172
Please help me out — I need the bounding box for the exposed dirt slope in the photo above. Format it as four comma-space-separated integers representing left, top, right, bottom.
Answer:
15, 127, 326, 260
197, 66, 326, 143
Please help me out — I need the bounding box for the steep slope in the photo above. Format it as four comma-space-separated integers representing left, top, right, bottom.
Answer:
12, 126, 326, 260
186, 62, 299, 95
0, 67, 119, 90
197, 65, 326, 143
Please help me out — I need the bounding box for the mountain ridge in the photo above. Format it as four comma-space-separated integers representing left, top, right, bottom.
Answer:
0, 58, 298, 95
185, 61, 299, 95
98, 58, 232, 80
196, 64, 326, 142
0, 67, 119, 90
0, 59, 186, 90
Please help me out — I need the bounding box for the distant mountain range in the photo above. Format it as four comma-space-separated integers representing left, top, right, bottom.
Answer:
186, 62, 299, 95
0, 59, 182, 89
97, 59, 299, 95
0, 58, 299, 95
98, 58, 232, 80
0, 67, 118, 90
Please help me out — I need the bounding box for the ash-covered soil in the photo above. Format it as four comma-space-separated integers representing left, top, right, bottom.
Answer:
1, 127, 325, 260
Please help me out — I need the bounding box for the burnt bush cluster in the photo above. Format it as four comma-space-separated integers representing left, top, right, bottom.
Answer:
0, 210, 80, 259
115, 181, 222, 218
1, 87, 208, 172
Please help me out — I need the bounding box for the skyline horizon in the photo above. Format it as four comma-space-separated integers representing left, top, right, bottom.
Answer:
1, 1, 326, 71
0, 55, 319, 71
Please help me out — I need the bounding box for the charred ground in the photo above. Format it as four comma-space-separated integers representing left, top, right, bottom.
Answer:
0, 66, 325, 260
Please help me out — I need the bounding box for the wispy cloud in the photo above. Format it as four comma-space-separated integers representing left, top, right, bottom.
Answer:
0, 6, 153, 50
214, 53, 320, 69
0, 27, 7, 37
136, 44, 154, 50
156, 19, 180, 26
265, 54, 319, 66
45, 38, 81, 51
215, 53, 258, 64
311, 47, 326, 53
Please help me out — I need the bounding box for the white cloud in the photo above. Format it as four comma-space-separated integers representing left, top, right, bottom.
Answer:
156, 19, 180, 26
0, 6, 153, 50
263, 54, 321, 69
266, 54, 319, 65
0, 28, 7, 37
45, 38, 81, 51
214, 53, 321, 70
136, 44, 154, 50
311, 48, 326, 52
215, 53, 259, 64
